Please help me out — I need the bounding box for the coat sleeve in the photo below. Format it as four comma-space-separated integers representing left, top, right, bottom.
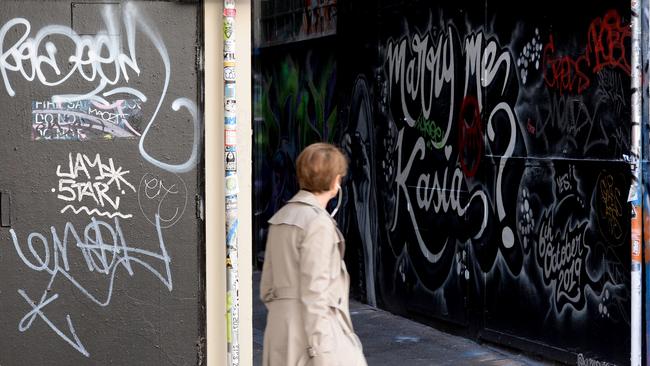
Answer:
299, 216, 337, 365
259, 227, 273, 306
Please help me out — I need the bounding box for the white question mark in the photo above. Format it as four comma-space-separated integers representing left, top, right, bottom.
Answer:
487, 102, 517, 248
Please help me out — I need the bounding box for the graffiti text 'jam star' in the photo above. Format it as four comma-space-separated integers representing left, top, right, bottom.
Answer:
56, 153, 136, 219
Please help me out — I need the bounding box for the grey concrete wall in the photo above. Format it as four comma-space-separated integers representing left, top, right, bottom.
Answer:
0, 1, 203, 365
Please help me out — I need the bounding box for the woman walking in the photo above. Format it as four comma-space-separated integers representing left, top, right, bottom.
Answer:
260, 143, 368, 366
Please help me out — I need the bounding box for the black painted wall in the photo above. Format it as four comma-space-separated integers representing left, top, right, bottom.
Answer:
0, 1, 203, 365
252, 0, 632, 364
336, 0, 631, 364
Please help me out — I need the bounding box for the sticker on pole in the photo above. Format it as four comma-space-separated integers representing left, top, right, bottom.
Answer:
633, 239, 641, 260
225, 67, 236, 82
224, 17, 234, 40
225, 151, 237, 171
225, 174, 239, 196
225, 40, 235, 53
225, 98, 237, 115
225, 129, 236, 146
226, 194, 238, 211
225, 82, 236, 98
224, 61, 236, 81
225, 116, 237, 127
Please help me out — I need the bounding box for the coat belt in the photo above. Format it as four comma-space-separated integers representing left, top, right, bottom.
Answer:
263, 286, 299, 302
264, 286, 347, 311
263, 286, 356, 335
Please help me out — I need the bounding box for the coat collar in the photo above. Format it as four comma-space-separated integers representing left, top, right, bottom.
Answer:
288, 190, 325, 211
290, 190, 346, 257
288, 190, 340, 227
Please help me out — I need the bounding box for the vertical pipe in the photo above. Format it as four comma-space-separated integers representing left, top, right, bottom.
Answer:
223, 1, 239, 365
631, 1, 643, 365
643, 0, 650, 362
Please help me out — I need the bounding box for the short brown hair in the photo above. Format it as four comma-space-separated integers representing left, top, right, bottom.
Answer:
296, 143, 348, 193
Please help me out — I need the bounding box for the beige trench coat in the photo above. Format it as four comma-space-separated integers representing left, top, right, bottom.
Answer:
260, 190, 368, 366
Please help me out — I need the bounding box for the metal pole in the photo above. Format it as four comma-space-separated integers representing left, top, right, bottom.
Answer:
642, 0, 650, 362
223, 0, 240, 365
630, 0, 643, 365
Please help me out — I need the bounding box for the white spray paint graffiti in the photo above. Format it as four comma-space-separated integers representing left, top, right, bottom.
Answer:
339, 8, 632, 364
12, 152, 182, 357
386, 28, 455, 141
386, 27, 516, 262
392, 128, 489, 263
0, 14, 140, 103
0, 3, 199, 174
137, 172, 188, 228
55, 153, 136, 219
1, 2, 199, 358
379, 17, 629, 326
517, 28, 542, 84
577, 354, 614, 366
537, 211, 588, 307
487, 102, 517, 248
10, 214, 172, 357
139, 97, 199, 174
